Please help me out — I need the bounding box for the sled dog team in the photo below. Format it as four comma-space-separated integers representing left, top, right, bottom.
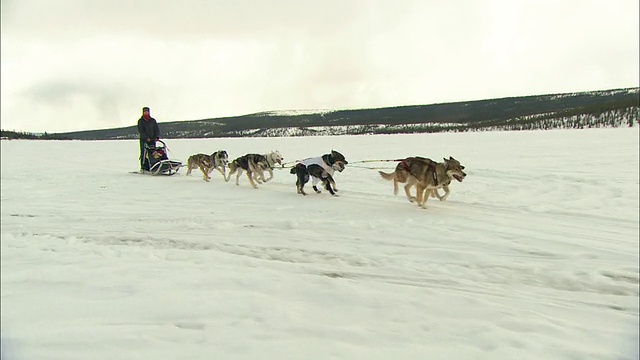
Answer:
185, 149, 466, 208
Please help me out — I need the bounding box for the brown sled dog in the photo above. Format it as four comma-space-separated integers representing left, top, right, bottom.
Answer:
186, 150, 229, 182
379, 156, 466, 208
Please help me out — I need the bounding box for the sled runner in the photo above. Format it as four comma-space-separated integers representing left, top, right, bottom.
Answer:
139, 140, 182, 176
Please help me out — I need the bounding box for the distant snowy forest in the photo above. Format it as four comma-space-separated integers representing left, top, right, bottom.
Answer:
2, 87, 638, 140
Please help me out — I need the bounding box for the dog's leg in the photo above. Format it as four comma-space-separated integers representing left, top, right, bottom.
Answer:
246, 170, 258, 188
297, 168, 309, 195
430, 189, 442, 199
186, 161, 193, 176
415, 184, 423, 205
416, 184, 428, 208
311, 176, 322, 193
199, 166, 211, 182
249, 164, 265, 184
420, 187, 433, 209
291, 165, 307, 195
404, 178, 417, 202
264, 168, 274, 182
439, 185, 451, 202
225, 163, 236, 182
216, 166, 226, 179
404, 183, 414, 202
329, 178, 338, 192
393, 179, 399, 195
257, 168, 268, 183
323, 178, 337, 196
235, 168, 243, 186
296, 177, 307, 195
419, 190, 430, 209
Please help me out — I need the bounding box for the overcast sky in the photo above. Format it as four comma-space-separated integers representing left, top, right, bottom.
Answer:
1, 0, 638, 133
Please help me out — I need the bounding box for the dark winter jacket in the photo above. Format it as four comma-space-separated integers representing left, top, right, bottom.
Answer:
138, 117, 160, 141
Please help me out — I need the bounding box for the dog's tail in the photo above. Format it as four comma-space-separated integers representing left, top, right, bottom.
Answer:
290, 163, 305, 174
378, 170, 396, 181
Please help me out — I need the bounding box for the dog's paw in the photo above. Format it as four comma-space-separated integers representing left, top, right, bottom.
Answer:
408, 196, 416, 203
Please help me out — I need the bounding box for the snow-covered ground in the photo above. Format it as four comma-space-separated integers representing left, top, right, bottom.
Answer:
1, 128, 638, 360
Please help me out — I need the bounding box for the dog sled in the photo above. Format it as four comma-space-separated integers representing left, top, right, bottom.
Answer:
139, 140, 182, 176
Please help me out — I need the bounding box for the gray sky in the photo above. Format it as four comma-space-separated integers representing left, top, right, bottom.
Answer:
1, 0, 638, 133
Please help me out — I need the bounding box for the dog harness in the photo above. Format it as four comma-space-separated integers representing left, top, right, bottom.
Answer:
400, 160, 410, 171
403, 159, 439, 186
299, 157, 334, 176
297, 156, 335, 186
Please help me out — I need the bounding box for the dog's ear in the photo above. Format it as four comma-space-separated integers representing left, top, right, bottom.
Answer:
449, 156, 454, 160
443, 157, 448, 162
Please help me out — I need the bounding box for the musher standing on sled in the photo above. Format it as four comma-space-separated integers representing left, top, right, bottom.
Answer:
137, 106, 161, 172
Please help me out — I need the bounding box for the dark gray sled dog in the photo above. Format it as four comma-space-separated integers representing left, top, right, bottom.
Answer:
227, 154, 271, 188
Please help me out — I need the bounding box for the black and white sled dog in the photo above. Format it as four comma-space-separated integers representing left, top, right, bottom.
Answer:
227, 153, 271, 188
251, 150, 284, 184
186, 150, 229, 182
290, 150, 348, 196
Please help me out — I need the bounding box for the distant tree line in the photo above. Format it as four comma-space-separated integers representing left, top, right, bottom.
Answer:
7, 87, 639, 140
0, 130, 72, 140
